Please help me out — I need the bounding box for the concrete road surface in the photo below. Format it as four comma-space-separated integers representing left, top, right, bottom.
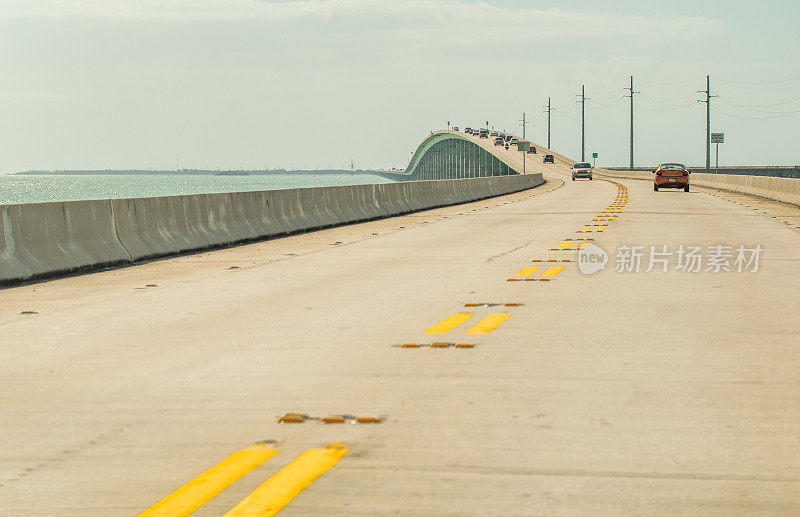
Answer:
1, 153, 799, 516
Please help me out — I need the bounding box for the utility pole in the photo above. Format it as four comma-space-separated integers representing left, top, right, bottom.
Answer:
543, 97, 553, 149
577, 86, 589, 161
698, 75, 718, 171
623, 76, 639, 170
519, 112, 528, 140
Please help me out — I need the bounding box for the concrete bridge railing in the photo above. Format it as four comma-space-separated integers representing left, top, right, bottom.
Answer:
0, 174, 544, 286
596, 168, 800, 206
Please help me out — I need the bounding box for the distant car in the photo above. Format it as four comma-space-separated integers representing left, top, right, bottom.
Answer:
571, 162, 593, 181
526, 146, 537, 154
504, 135, 512, 142
543, 154, 555, 163
464, 127, 472, 134
510, 137, 519, 145
452, 126, 459, 132
490, 131, 498, 137
654, 163, 690, 192
493, 137, 504, 146
479, 129, 489, 138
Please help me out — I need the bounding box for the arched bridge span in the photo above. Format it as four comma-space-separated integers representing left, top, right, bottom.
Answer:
383, 131, 520, 181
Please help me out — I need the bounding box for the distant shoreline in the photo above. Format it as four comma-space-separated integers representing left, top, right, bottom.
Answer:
13, 169, 384, 176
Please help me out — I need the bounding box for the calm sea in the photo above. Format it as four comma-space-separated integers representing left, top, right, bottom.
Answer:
0, 173, 394, 205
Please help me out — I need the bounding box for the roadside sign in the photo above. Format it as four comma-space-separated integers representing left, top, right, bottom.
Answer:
711, 133, 724, 172
517, 141, 530, 152
592, 152, 598, 158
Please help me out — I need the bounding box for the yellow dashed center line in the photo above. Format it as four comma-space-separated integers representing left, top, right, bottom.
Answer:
465, 314, 511, 334
138, 445, 279, 517
540, 266, 564, 277
224, 443, 348, 517
424, 313, 473, 334
513, 266, 541, 277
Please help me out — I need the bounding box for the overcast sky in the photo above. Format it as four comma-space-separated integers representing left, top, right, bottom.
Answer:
1, 0, 798, 173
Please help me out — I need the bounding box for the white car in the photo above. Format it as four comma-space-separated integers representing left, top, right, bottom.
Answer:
571, 162, 593, 181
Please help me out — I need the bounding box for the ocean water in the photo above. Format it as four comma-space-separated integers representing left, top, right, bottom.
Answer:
0, 173, 395, 205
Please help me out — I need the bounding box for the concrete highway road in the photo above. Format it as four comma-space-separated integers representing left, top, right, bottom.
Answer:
1, 141, 799, 516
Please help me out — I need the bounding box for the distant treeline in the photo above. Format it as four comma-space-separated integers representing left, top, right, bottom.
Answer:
15, 169, 381, 176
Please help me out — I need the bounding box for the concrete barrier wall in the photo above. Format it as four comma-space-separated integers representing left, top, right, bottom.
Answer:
605, 166, 800, 178
596, 169, 800, 206
0, 174, 544, 286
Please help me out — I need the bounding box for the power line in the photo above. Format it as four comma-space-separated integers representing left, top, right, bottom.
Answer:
717, 98, 800, 114
714, 76, 800, 85
639, 103, 698, 112
591, 88, 625, 104
639, 77, 699, 86
711, 107, 800, 120
588, 98, 626, 110
527, 110, 546, 125
718, 96, 800, 108
638, 91, 697, 103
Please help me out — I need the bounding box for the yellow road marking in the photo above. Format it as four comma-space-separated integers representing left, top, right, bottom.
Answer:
465, 314, 511, 334
578, 226, 592, 232
513, 266, 541, 277
596, 226, 608, 231
424, 313, 473, 333
138, 445, 279, 517
541, 266, 564, 277
556, 241, 573, 248
224, 443, 347, 517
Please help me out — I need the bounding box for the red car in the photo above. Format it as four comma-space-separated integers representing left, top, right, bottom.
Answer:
654, 163, 690, 192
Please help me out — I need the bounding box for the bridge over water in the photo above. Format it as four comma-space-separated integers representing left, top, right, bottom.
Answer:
383, 130, 521, 180
1, 129, 798, 516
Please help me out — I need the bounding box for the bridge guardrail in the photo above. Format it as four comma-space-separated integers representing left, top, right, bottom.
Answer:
595, 168, 800, 206
0, 174, 544, 286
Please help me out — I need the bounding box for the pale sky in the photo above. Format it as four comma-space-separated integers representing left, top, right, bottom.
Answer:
1, 0, 798, 173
